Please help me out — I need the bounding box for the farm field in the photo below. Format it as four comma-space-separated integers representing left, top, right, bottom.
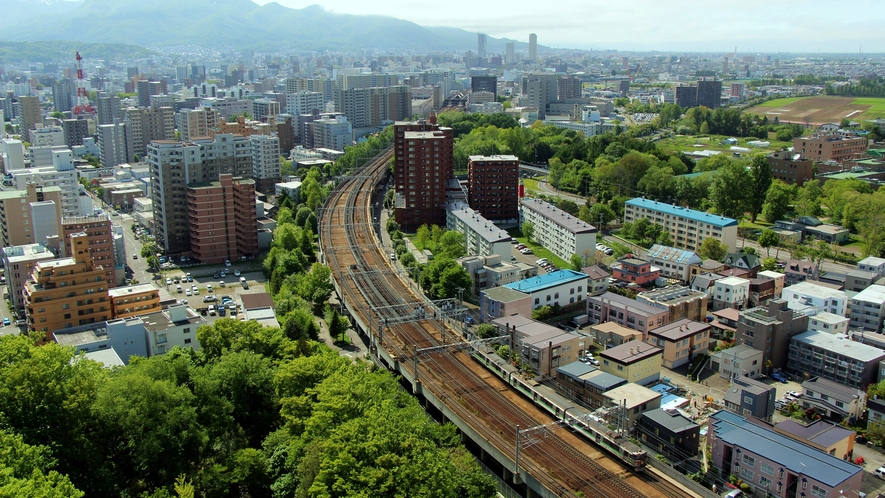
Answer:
655, 134, 792, 155
746, 96, 885, 124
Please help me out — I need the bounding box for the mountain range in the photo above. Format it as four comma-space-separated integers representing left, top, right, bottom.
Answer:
0, 0, 532, 53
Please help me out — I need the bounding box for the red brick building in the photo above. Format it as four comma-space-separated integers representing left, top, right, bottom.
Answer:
793, 134, 867, 163
467, 155, 519, 222
393, 117, 454, 230
766, 150, 814, 186
186, 174, 257, 264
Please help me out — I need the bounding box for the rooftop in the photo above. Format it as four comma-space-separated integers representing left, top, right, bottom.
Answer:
649, 319, 710, 341
784, 281, 847, 301
626, 198, 738, 228
54, 328, 107, 347
792, 330, 885, 362
557, 361, 596, 378
637, 286, 707, 307
599, 339, 661, 364
504, 269, 588, 294
520, 198, 597, 234
859, 256, 885, 268
709, 410, 862, 487
581, 369, 627, 390
590, 292, 666, 316
241, 292, 275, 310
83, 348, 125, 368
2, 243, 54, 263
802, 377, 864, 403
646, 244, 702, 265
711, 344, 761, 361
468, 155, 519, 162
108, 283, 158, 298
481, 285, 530, 303
853, 284, 885, 304
642, 407, 699, 433
582, 265, 610, 280
603, 383, 662, 408
446, 202, 512, 243
591, 321, 642, 337
774, 419, 854, 449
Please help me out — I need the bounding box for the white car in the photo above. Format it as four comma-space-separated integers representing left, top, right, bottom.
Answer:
165, 277, 172, 285
234, 270, 240, 277
520, 248, 534, 255
535, 258, 548, 266
192, 285, 200, 295
185, 288, 192, 296
224, 260, 231, 267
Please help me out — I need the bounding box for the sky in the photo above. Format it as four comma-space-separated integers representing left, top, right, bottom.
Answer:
254, 0, 885, 54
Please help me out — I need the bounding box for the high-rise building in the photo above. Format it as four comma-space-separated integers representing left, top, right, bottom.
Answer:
467, 155, 519, 222
334, 86, 412, 128
471, 76, 497, 100
521, 73, 557, 119
251, 99, 280, 122
312, 115, 352, 152
529, 33, 538, 62
18, 96, 41, 132
505, 42, 515, 64
136, 80, 166, 108
61, 119, 89, 146
477, 33, 487, 59
148, 134, 252, 255
674, 84, 698, 108
176, 107, 218, 140
249, 134, 281, 194
96, 93, 123, 125
97, 122, 130, 168
696, 78, 722, 109
393, 117, 454, 230
10, 150, 80, 217
52, 79, 75, 113
23, 233, 112, 339
186, 174, 258, 264
124, 106, 175, 161
0, 184, 63, 248
1, 243, 56, 312
285, 91, 324, 117
557, 76, 582, 100
61, 214, 117, 287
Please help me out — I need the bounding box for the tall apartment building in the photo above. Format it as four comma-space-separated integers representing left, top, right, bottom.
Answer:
251, 99, 280, 121
10, 150, 80, 217
249, 134, 281, 194
285, 91, 324, 118
0, 138, 25, 172
624, 198, 738, 252
787, 330, 885, 389
334, 86, 412, 128
528, 33, 537, 62
467, 155, 519, 222
674, 85, 698, 108
735, 299, 811, 370
52, 79, 75, 113
477, 33, 487, 58
186, 174, 258, 264
176, 107, 218, 140
97, 122, 130, 168
696, 79, 722, 109
849, 285, 885, 333
96, 93, 123, 126
312, 115, 352, 151
28, 126, 65, 147
61, 118, 89, 147
23, 233, 112, 338
2, 244, 56, 311
0, 184, 63, 248
519, 197, 597, 263
203, 97, 251, 120
148, 134, 252, 255
125, 106, 175, 161
136, 80, 166, 108
337, 74, 400, 91
61, 215, 117, 288
557, 76, 582, 100
284, 77, 334, 102
793, 134, 868, 163
521, 73, 557, 119
766, 150, 813, 186
393, 118, 454, 230
19, 95, 41, 132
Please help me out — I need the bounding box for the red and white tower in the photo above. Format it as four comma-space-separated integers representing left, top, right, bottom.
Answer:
73, 52, 94, 116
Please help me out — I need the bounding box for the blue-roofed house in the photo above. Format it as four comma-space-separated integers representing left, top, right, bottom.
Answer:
503, 269, 589, 310
624, 198, 738, 253
645, 244, 703, 283
708, 410, 862, 497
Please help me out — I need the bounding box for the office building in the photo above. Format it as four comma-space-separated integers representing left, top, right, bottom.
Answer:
586, 292, 670, 336
783, 281, 848, 316
520, 73, 557, 119
186, 174, 258, 264
477, 33, 487, 58
793, 134, 868, 163
19, 95, 41, 132
52, 79, 75, 113
312, 115, 352, 151
125, 106, 175, 161
557, 76, 582, 100
467, 155, 519, 222
624, 198, 738, 252
724, 377, 777, 422
766, 150, 814, 186
707, 410, 863, 497
849, 284, 885, 333
61, 215, 117, 288
470, 76, 497, 100
696, 79, 722, 109
597, 339, 662, 386
528, 33, 537, 62
735, 299, 811, 371
2, 244, 56, 311
393, 118, 454, 230
646, 319, 710, 369
23, 233, 111, 339
61, 119, 89, 147
97, 122, 130, 168
0, 184, 63, 248
10, 150, 80, 217
148, 135, 252, 255
519, 197, 596, 262
505, 42, 515, 64
96, 93, 123, 125
0, 139, 25, 172
787, 330, 885, 389
136, 80, 166, 108
504, 270, 590, 310
445, 203, 513, 258
636, 286, 709, 323
29, 125, 65, 147
674, 85, 698, 108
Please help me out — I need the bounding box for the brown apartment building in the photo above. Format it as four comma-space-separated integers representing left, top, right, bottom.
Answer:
24, 233, 111, 339
0, 184, 63, 248
467, 155, 519, 222
793, 134, 868, 163
766, 150, 814, 186
187, 174, 258, 264
61, 215, 116, 288
393, 117, 454, 230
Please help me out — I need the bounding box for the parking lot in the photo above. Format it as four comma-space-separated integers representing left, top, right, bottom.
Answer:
158, 265, 265, 318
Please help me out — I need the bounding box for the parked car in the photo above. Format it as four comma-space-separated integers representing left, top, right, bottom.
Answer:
224, 260, 231, 267
876, 466, 885, 479
520, 248, 534, 255
516, 244, 527, 250
724, 490, 744, 498
786, 391, 802, 398
192, 285, 200, 295
132, 254, 138, 259
535, 258, 548, 266
165, 277, 172, 285
185, 288, 192, 296
202, 295, 216, 303
234, 270, 240, 277
2, 318, 9, 326
186, 273, 193, 282
208, 305, 216, 316
176, 285, 182, 293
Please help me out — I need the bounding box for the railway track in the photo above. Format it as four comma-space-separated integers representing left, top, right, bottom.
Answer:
319, 148, 688, 498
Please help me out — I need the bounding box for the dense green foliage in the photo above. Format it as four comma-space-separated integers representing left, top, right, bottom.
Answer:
825, 78, 885, 97
0, 41, 154, 63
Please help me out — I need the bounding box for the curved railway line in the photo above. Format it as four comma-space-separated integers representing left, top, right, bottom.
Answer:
319, 148, 691, 498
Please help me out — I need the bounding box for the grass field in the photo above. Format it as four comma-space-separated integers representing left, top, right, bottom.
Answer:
746, 96, 885, 124
655, 134, 792, 155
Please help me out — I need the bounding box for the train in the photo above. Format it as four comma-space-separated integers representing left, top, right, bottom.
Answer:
469, 345, 648, 472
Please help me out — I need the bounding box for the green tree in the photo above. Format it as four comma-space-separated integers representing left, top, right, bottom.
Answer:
197, 318, 289, 361
521, 221, 535, 243
532, 305, 557, 321
757, 229, 779, 258
325, 304, 350, 344
146, 255, 160, 271
698, 237, 728, 261
748, 155, 773, 222
631, 217, 652, 242
419, 258, 473, 300
476, 323, 498, 339
762, 180, 793, 222
761, 257, 778, 272
588, 203, 617, 230
140, 241, 159, 258
0, 428, 84, 497
795, 179, 823, 217
710, 160, 752, 220
438, 230, 466, 259
570, 254, 584, 271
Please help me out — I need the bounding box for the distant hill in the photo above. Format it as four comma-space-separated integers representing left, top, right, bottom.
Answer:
0, 41, 155, 63
0, 0, 532, 52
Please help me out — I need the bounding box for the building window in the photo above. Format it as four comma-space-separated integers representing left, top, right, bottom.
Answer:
184, 338, 192, 344
759, 476, 772, 489
741, 454, 755, 467
761, 463, 774, 475
740, 467, 754, 481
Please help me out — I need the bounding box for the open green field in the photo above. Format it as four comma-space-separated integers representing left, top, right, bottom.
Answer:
746, 96, 885, 124
656, 134, 792, 156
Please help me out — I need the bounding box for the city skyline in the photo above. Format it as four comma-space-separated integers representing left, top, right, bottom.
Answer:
255, 0, 885, 54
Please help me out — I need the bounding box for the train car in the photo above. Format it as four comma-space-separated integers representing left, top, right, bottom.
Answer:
470, 346, 647, 472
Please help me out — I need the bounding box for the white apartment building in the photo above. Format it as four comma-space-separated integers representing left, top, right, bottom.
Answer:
140, 304, 205, 356
11, 149, 81, 216
850, 285, 885, 333
28, 126, 65, 147
97, 122, 130, 168
504, 269, 590, 310
458, 254, 537, 297
176, 107, 218, 140
858, 257, 885, 279
0, 139, 25, 172
2, 243, 56, 310
250, 134, 281, 189
286, 91, 324, 117
712, 276, 750, 311
201, 97, 251, 120
807, 311, 850, 336
312, 115, 352, 152
784, 281, 849, 316
251, 99, 280, 121
519, 197, 596, 263
624, 198, 738, 252
446, 202, 512, 258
